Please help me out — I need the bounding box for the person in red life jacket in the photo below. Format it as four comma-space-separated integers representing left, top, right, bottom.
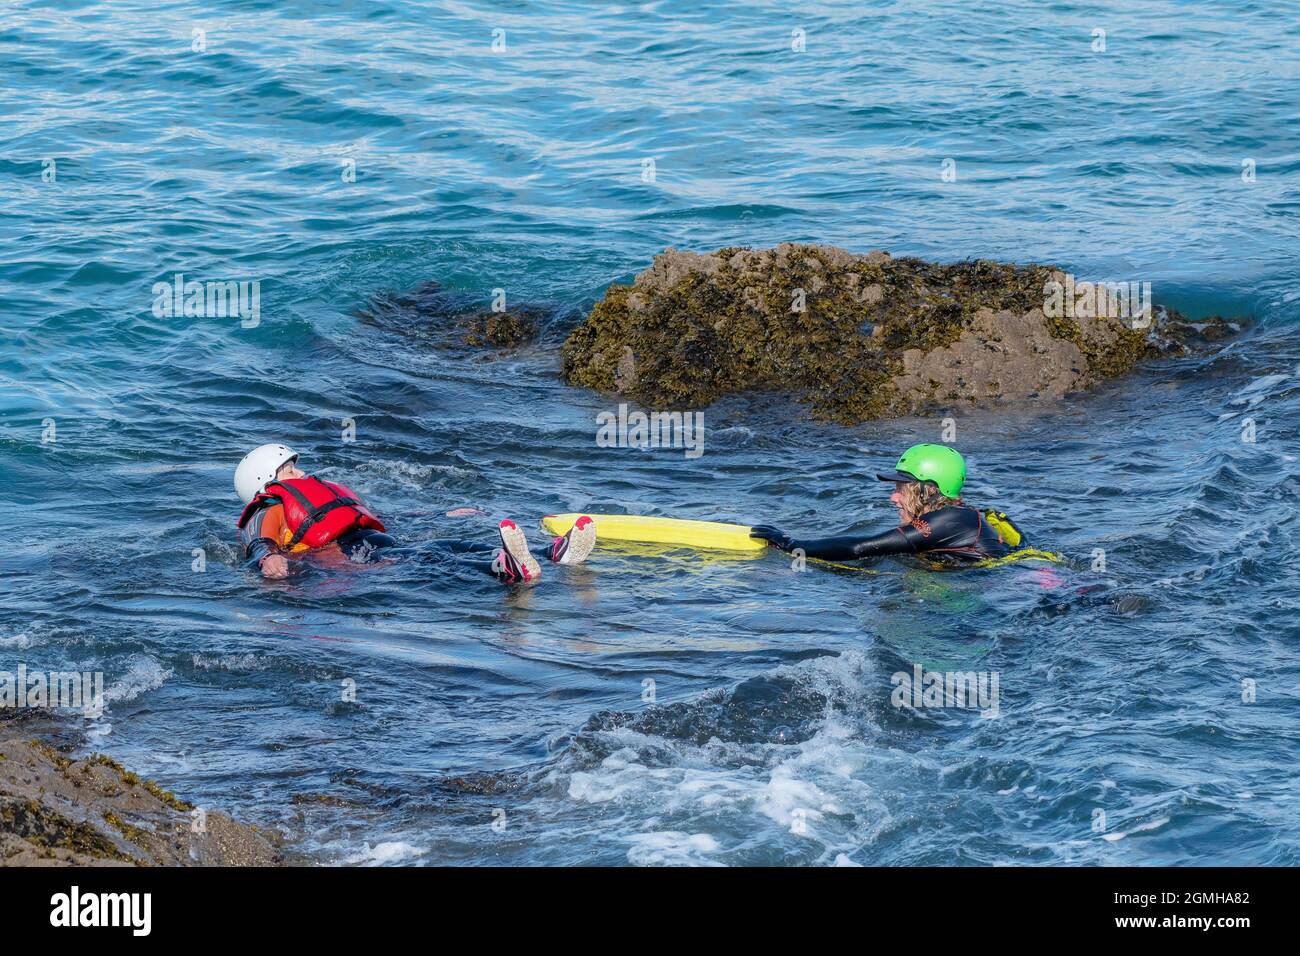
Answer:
234, 443, 595, 583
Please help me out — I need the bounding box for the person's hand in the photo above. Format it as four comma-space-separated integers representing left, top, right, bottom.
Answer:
749, 525, 794, 552
445, 506, 487, 517
260, 553, 289, 579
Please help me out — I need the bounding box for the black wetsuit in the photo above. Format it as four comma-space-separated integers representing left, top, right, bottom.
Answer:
751, 505, 1014, 563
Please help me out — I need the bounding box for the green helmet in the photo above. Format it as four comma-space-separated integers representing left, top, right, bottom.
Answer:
876, 443, 966, 498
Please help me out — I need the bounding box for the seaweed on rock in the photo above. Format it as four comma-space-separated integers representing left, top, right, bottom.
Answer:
561, 244, 1237, 422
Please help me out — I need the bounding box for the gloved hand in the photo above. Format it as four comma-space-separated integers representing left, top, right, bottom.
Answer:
749, 524, 795, 552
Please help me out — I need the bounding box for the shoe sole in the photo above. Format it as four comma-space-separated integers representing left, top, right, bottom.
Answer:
557, 515, 597, 565
499, 519, 541, 584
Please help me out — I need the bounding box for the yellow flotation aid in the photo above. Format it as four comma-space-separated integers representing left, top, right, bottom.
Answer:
972, 510, 1064, 567
541, 513, 768, 553
806, 557, 891, 575
983, 510, 1023, 548
965, 547, 1066, 569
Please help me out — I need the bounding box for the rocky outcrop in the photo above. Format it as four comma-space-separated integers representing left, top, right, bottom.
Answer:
0, 729, 290, 866
560, 244, 1240, 422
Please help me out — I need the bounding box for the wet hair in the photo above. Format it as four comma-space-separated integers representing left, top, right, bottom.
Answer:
899, 480, 960, 517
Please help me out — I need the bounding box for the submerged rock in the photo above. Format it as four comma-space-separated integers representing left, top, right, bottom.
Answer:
358, 280, 541, 351
439, 771, 520, 796
561, 244, 1240, 422
462, 310, 540, 348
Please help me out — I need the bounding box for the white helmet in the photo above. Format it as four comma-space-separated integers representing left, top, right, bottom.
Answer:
234, 443, 298, 504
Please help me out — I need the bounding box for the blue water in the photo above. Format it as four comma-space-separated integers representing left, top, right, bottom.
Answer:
3, 0, 1299, 865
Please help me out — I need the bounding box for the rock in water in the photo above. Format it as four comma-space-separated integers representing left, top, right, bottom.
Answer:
358, 280, 541, 351
560, 244, 1237, 422
0, 732, 290, 866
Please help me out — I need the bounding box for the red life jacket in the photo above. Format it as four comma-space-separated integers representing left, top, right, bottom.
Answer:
237, 476, 386, 551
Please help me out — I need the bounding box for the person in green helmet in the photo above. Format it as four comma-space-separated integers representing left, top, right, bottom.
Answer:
749, 444, 1023, 563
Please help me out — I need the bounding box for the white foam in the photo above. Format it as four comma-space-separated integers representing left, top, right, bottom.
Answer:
1102, 816, 1170, 842
1228, 373, 1289, 407
626, 831, 722, 866
191, 652, 267, 673
756, 762, 834, 834
345, 841, 427, 866
104, 656, 173, 704
555, 653, 893, 862
349, 459, 476, 491
112, 463, 198, 475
